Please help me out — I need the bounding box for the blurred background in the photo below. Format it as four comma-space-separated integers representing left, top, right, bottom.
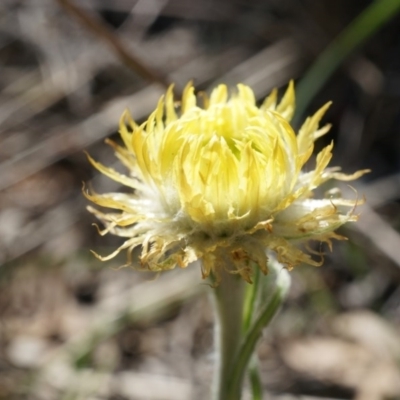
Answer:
1, 0, 400, 399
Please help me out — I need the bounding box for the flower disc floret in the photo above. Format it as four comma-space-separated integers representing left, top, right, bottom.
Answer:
85, 81, 368, 282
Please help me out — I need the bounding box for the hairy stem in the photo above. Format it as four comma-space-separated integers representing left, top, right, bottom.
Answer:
212, 270, 246, 400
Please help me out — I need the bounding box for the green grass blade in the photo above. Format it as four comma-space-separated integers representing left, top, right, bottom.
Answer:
294, 0, 400, 124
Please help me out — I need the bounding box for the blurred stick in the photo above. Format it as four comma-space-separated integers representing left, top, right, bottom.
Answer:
354, 203, 400, 276
294, 0, 400, 124
0, 39, 300, 192
56, 0, 172, 91
344, 178, 400, 277
0, 50, 96, 130
38, 268, 205, 377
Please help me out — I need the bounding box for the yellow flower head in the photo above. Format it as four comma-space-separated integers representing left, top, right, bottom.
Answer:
85, 81, 368, 282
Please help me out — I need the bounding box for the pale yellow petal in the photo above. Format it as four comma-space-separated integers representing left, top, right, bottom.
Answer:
261, 87, 278, 111
209, 84, 228, 105
297, 102, 332, 161
181, 81, 196, 113
237, 84, 255, 105
165, 84, 177, 124
118, 110, 138, 154
85, 152, 143, 190
276, 80, 295, 121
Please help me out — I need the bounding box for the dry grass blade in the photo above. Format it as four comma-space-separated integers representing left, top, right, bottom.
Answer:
354, 204, 400, 273
56, 0, 172, 91
32, 267, 205, 391
0, 39, 300, 193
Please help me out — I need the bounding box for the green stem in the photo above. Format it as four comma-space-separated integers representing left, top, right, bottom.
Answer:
227, 263, 291, 399
242, 267, 261, 333
243, 268, 263, 400
212, 270, 246, 400
249, 356, 263, 400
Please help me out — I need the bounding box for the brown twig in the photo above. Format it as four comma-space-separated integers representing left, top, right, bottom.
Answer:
56, 0, 172, 91
0, 39, 300, 192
